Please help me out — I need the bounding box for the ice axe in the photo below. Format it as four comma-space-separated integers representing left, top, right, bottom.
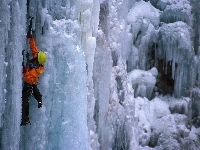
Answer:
27, 17, 34, 36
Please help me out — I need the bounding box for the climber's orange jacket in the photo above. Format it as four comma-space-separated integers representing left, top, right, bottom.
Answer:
23, 37, 44, 85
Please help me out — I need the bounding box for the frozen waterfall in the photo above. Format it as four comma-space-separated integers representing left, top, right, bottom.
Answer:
0, 0, 200, 150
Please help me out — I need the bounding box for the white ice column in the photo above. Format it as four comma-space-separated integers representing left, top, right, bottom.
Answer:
1, 1, 25, 150
0, 0, 10, 128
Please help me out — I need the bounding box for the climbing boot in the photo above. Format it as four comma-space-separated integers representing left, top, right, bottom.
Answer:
20, 117, 31, 126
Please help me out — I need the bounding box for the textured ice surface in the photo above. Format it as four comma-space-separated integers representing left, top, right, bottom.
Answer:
0, 0, 200, 150
128, 68, 157, 99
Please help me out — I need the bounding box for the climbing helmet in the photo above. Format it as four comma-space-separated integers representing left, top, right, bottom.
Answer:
37, 51, 47, 64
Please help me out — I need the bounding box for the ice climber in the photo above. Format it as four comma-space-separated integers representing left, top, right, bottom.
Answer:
21, 33, 47, 126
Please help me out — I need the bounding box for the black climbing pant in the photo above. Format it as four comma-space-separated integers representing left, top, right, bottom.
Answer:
21, 82, 42, 123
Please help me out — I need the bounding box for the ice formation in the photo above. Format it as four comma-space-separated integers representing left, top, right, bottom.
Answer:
0, 0, 200, 150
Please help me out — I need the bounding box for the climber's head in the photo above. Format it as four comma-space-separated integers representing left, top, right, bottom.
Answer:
37, 51, 47, 65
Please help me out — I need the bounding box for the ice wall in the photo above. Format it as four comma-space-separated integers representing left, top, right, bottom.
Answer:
190, 0, 200, 132
0, 1, 26, 149
94, 0, 200, 149
24, 1, 91, 150
153, 0, 196, 97
92, 0, 136, 149
157, 21, 196, 97
0, 0, 9, 128
127, 0, 160, 72
190, 0, 200, 54
1, 0, 200, 150
0, 0, 91, 149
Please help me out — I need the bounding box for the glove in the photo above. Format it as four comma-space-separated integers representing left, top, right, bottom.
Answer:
29, 63, 38, 69
26, 33, 32, 38
38, 102, 42, 108
22, 67, 26, 73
